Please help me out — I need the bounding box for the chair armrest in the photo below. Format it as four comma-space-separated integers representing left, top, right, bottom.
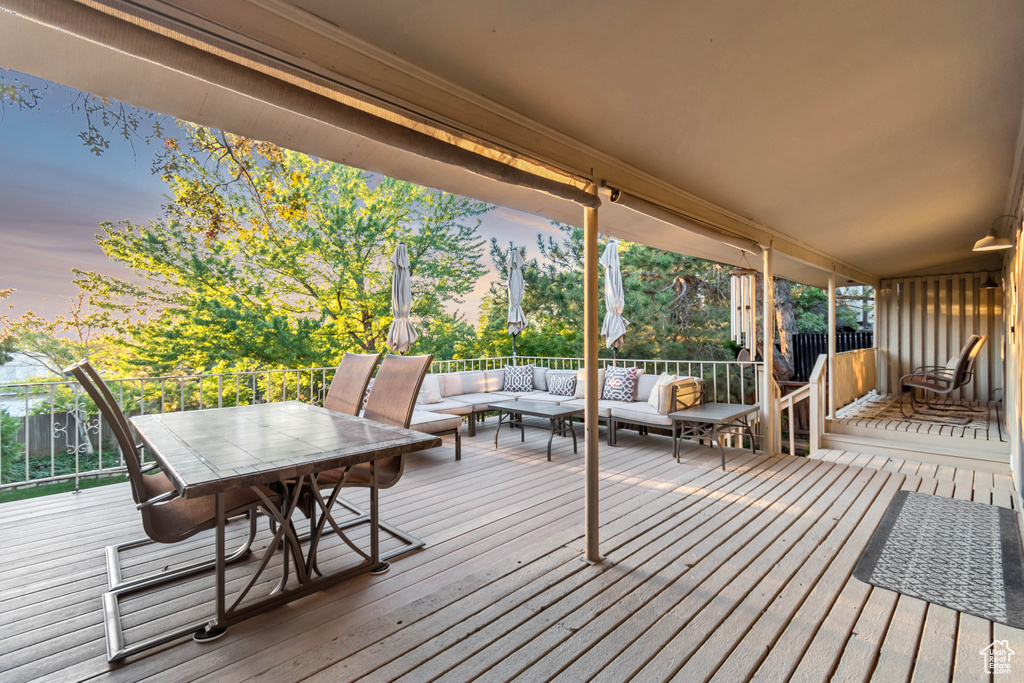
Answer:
137, 489, 179, 509
662, 378, 705, 414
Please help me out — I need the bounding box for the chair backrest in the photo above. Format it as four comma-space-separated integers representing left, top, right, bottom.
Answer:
950, 335, 987, 388
324, 352, 381, 415
66, 360, 148, 505
363, 354, 432, 429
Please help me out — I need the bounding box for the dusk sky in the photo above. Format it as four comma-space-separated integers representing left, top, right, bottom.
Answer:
0, 70, 559, 322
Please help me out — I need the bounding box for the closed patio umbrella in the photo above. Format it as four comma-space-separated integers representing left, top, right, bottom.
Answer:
386, 242, 418, 353
507, 248, 528, 362
600, 239, 629, 360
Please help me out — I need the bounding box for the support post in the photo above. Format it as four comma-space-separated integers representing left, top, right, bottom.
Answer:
828, 270, 837, 419
873, 285, 881, 390
584, 184, 601, 564
761, 246, 775, 455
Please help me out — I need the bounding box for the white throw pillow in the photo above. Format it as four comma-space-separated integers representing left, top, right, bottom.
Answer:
647, 372, 678, 412
574, 368, 606, 399
416, 374, 443, 404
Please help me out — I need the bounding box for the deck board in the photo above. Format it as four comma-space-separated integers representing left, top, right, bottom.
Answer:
0, 423, 1020, 683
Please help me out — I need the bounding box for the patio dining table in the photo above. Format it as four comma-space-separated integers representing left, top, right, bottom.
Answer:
110, 401, 439, 660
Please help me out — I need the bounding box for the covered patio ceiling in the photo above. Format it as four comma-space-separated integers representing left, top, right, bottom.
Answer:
3, 1, 1024, 286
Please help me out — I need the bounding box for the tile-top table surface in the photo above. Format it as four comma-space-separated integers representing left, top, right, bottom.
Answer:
486, 400, 585, 419
130, 402, 441, 498
667, 402, 760, 424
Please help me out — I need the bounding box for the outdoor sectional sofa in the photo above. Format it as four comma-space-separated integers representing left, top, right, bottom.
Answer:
407, 365, 706, 457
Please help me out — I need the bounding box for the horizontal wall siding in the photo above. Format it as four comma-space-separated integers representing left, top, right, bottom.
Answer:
877, 272, 1003, 401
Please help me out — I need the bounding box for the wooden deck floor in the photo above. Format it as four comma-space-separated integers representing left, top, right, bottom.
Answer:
1, 419, 1021, 682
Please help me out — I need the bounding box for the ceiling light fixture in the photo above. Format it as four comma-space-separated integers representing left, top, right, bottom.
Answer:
981, 275, 1000, 289
973, 214, 1018, 251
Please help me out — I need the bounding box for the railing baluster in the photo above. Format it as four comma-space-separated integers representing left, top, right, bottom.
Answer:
50, 385, 56, 479
23, 389, 29, 483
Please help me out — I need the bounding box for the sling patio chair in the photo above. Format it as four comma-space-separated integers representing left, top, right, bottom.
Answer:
898, 334, 988, 423
306, 353, 433, 571
323, 351, 381, 415
66, 361, 277, 592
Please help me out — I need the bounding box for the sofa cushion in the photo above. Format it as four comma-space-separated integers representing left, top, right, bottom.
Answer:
548, 374, 577, 397
416, 374, 443, 404
503, 364, 534, 392
602, 366, 640, 401
561, 398, 618, 418
409, 410, 462, 433
484, 369, 506, 392
574, 368, 606, 399
610, 401, 674, 427
520, 392, 575, 404
496, 390, 539, 399
636, 372, 661, 403
532, 365, 549, 391
441, 371, 487, 397
423, 398, 474, 415
447, 392, 516, 412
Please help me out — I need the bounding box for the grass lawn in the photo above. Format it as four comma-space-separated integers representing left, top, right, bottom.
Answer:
0, 475, 124, 504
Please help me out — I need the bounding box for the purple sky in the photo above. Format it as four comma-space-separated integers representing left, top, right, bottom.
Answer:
0, 71, 559, 323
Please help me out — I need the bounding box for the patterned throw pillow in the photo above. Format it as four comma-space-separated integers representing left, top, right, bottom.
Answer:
361, 378, 375, 410
503, 364, 534, 392
602, 366, 639, 401
548, 374, 577, 396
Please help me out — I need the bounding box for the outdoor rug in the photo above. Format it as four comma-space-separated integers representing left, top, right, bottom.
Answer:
854, 491, 1024, 628
837, 392, 990, 428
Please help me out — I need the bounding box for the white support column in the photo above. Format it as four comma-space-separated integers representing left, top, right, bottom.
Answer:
584, 184, 601, 564
828, 270, 837, 419
761, 246, 775, 455
873, 285, 881, 391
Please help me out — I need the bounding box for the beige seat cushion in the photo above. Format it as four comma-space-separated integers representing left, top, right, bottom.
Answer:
446, 392, 517, 412
409, 410, 462, 433
636, 372, 662, 403
560, 398, 618, 418
520, 392, 575, 404
440, 371, 487, 397
610, 401, 674, 426
423, 398, 474, 415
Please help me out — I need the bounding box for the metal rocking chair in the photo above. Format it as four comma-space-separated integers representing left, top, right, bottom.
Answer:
898, 334, 988, 423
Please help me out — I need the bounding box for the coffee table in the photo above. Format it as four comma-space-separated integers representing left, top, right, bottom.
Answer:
488, 400, 584, 460
668, 402, 759, 470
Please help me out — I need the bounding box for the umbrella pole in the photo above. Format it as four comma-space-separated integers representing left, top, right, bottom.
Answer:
511, 333, 517, 365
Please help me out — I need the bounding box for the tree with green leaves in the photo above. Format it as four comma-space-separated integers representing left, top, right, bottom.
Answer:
75, 123, 489, 373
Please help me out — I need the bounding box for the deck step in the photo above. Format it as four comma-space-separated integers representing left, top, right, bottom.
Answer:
826, 418, 1009, 456
819, 431, 1010, 472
